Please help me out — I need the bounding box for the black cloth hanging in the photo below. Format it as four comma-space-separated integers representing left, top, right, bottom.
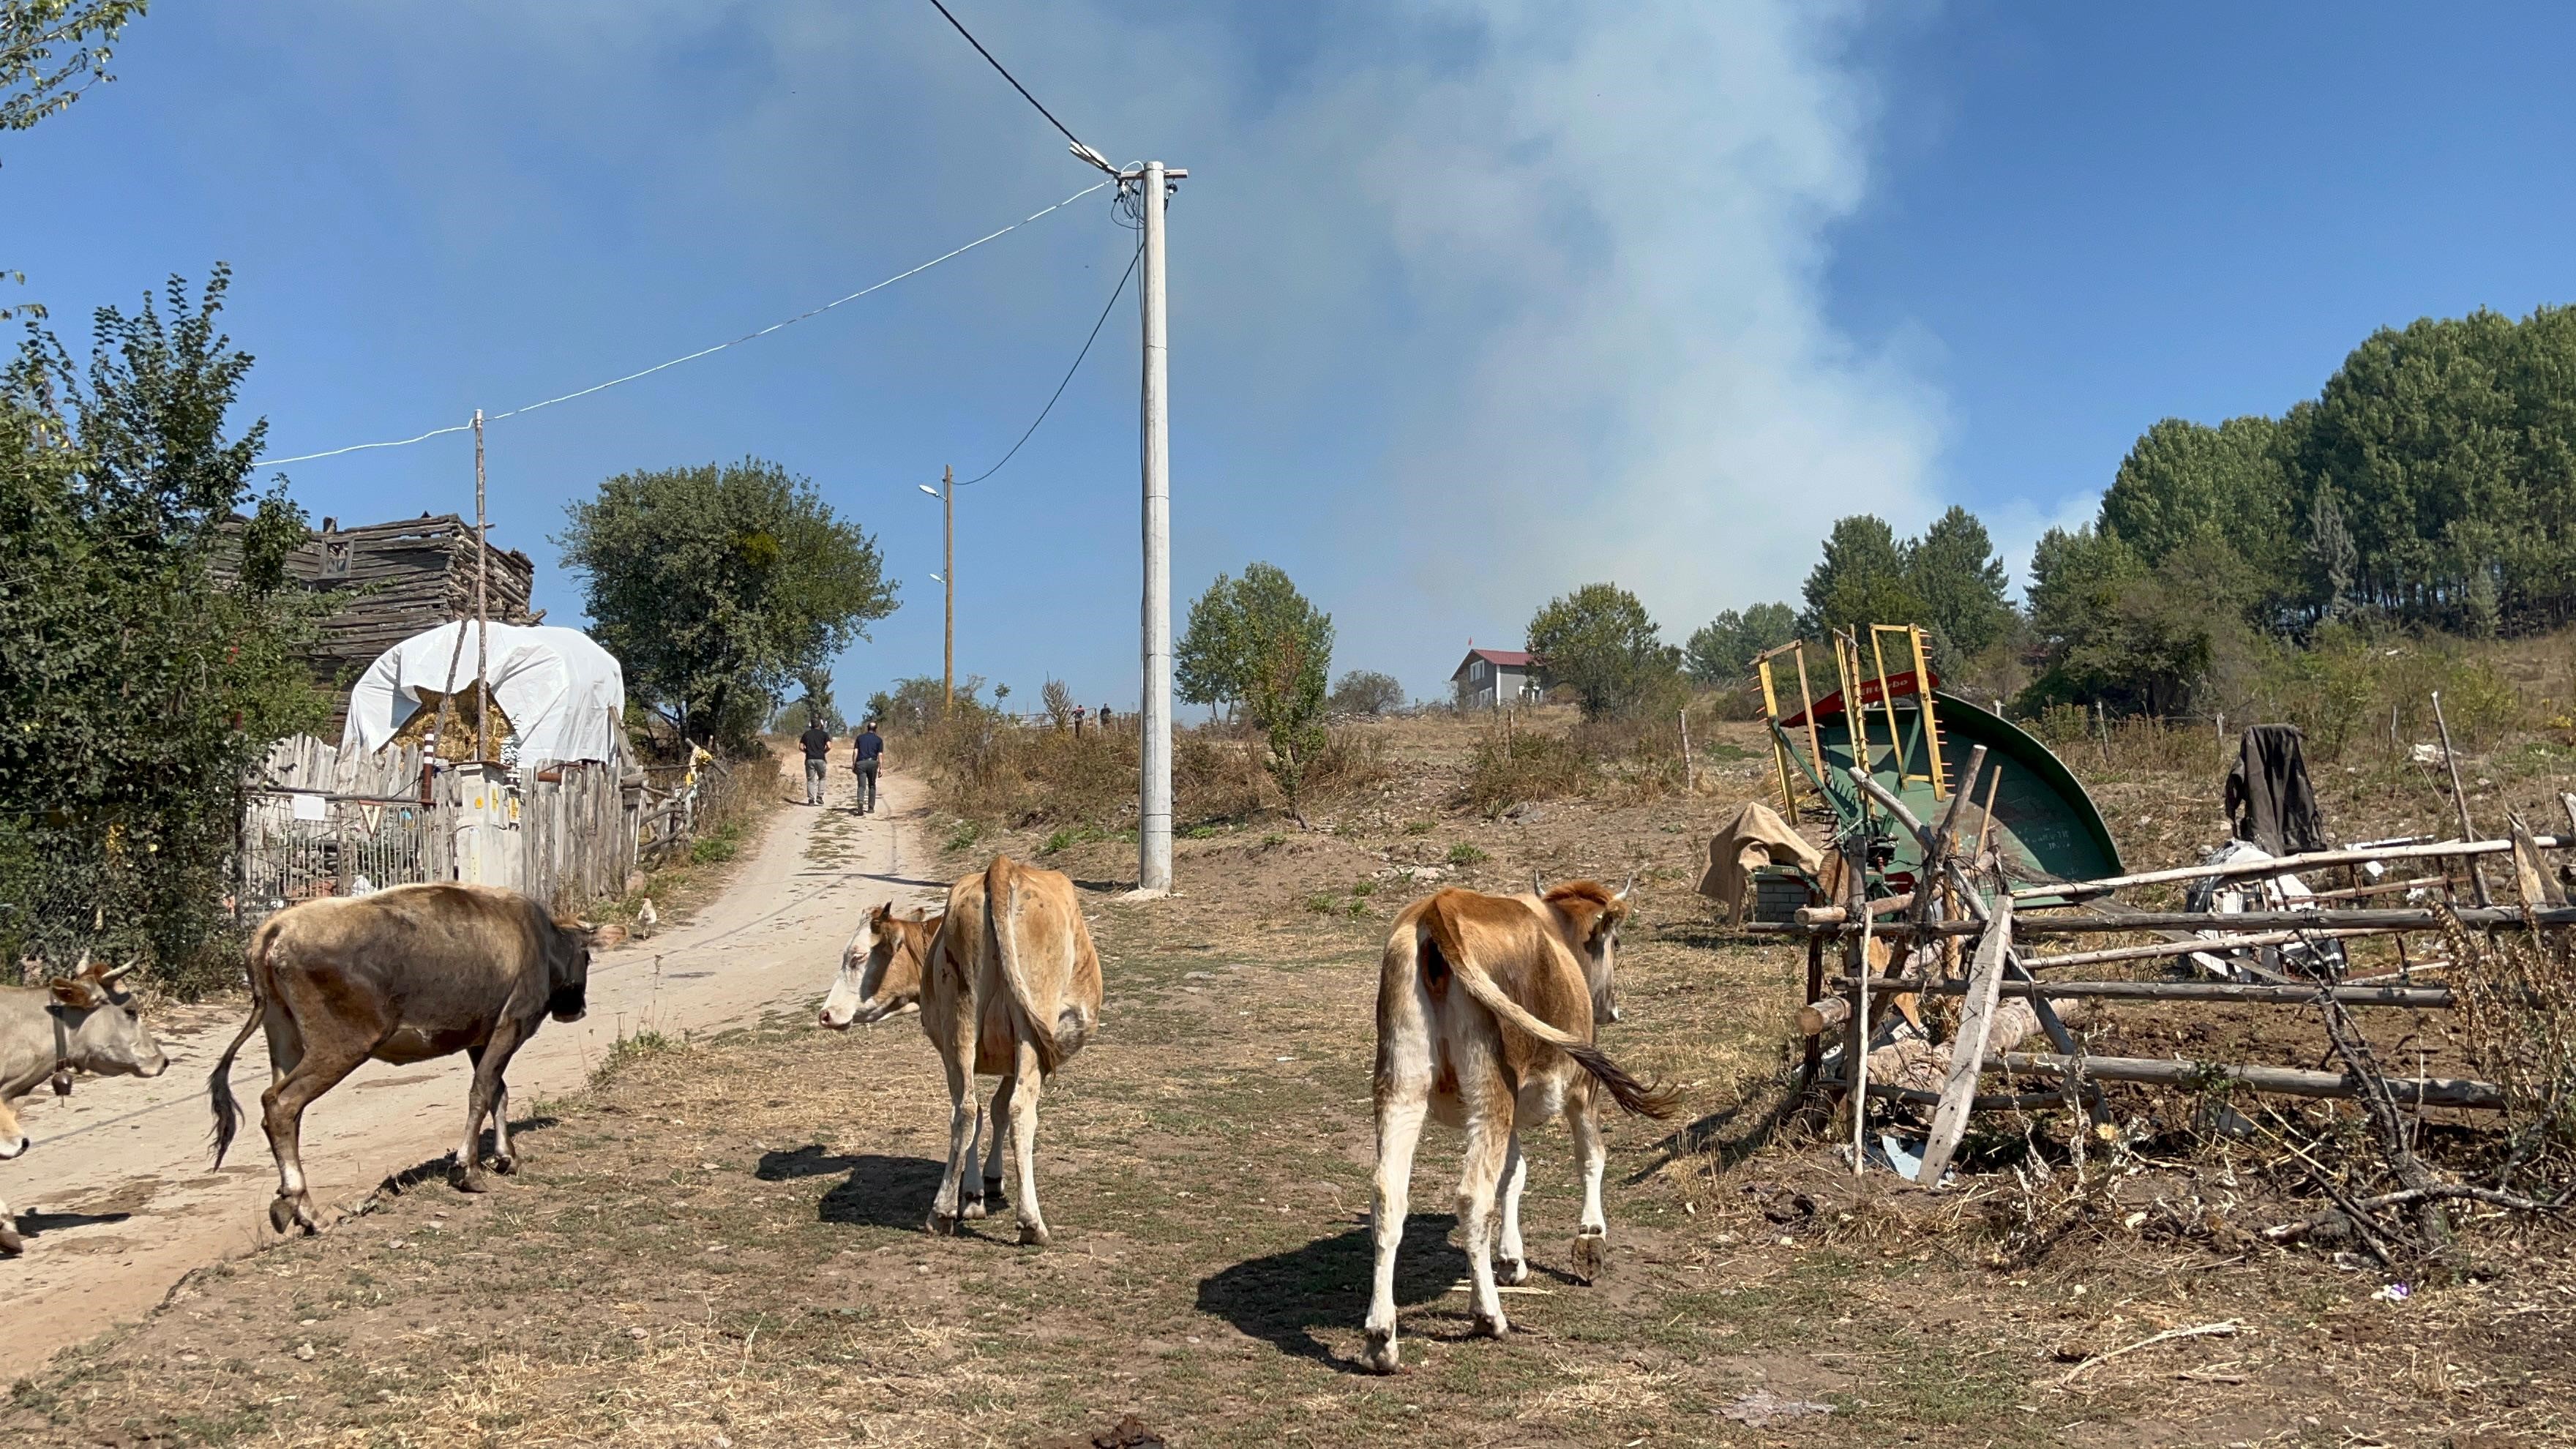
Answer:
2224, 724, 2326, 855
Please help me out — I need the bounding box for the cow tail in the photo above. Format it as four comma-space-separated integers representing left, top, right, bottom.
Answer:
986, 855, 1066, 1075
208, 917, 280, 1169
1423, 895, 1680, 1121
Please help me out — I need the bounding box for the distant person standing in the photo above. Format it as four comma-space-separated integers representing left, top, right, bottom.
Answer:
798, 718, 833, 806
853, 719, 885, 815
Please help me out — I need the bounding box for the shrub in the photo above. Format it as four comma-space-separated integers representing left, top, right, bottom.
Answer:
1447, 842, 1490, 866
1329, 669, 1406, 716
1459, 730, 1589, 817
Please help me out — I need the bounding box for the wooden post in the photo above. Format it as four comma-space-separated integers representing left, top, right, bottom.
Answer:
473, 409, 490, 763
1842, 831, 1871, 1175
1680, 706, 1695, 793
2094, 700, 2111, 766
1908, 624, 1947, 797
1801, 932, 1824, 1087
1915, 886, 2010, 1186
2433, 692, 2490, 907
1792, 643, 1824, 809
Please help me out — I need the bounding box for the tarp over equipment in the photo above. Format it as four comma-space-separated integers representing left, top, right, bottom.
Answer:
340, 621, 626, 768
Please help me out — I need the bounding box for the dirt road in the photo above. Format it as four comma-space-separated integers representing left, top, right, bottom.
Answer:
4, 769, 939, 1367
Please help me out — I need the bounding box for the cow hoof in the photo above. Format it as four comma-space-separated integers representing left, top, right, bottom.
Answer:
1360, 1328, 1401, 1374
1017, 1222, 1050, 1248
268, 1197, 299, 1235
1497, 1255, 1530, 1286
1571, 1229, 1606, 1284
982, 1176, 1006, 1206
490, 1153, 517, 1176
1472, 1309, 1511, 1339
0, 1225, 22, 1256
925, 1211, 959, 1236
452, 1167, 492, 1194
959, 1194, 987, 1221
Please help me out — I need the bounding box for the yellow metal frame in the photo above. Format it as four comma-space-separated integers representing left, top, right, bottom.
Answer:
1753, 622, 1950, 812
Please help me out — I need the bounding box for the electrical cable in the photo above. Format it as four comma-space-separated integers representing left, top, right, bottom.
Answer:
252, 180, 1107, 468
924, 0, 1109, 171
956, 238, 1140, 487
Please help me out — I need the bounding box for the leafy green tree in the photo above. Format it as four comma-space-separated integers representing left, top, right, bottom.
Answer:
1682, 601, 1795, 684
1329, 669, 1404, 716
1903, 506, 2014, 659
770, 668, 842, 735
1527, 583, 1680, 719
0, 268, 326, 981
1176, 564, 1335, 815
1799, 514, 1929, 642
559, 460, 895, 752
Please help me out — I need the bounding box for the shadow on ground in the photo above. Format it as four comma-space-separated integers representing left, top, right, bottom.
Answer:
1197, 1214, 1468, 1373
763, 1147, 949, 1232
14, 1208, 132, 1239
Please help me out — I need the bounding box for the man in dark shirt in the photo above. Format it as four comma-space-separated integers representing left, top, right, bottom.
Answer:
853, 719, 886, 815
798, 719, 834, 806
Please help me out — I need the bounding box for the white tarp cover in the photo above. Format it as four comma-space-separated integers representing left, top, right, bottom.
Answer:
341, 621, 626, 767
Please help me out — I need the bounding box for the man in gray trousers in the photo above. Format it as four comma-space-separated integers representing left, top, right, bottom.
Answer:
853, 719, 886, 815
798, 719, 833, 806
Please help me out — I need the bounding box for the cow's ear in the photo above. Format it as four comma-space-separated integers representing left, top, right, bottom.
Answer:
49, 975, 106, 1008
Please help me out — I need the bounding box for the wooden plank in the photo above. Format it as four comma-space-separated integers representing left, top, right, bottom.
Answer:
1828, 976, 2451, 1008
1991, 1052, 2504, 1109
2018, 835, 2564, 904
1914, 891, 2011, 1185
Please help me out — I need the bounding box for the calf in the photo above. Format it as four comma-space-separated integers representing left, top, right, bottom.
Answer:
1363, 880, 1677, 1373
1, 955, 171, 1254
819, 858, 1099, 1244
208, 884, 594, 1233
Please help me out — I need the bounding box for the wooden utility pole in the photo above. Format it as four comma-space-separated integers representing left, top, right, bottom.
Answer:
941, 463, 954, 706
473, 408, 490, 761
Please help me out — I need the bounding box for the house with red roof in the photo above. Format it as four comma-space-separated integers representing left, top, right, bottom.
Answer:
1450, 644, 1549, 710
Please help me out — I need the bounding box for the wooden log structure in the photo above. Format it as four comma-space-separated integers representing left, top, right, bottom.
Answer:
2014, 834, 2569, 905
1992, 1052, 2503, 1109
1824, 976, 2453, 1008
1756, 904, 2576, 937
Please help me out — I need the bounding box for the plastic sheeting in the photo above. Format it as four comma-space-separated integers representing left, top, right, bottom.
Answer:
341, 621, 626, 768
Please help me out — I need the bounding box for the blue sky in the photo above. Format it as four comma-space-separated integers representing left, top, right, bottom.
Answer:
9, 2, 2574, 711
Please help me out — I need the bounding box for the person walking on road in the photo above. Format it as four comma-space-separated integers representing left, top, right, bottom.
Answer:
798, 719, 834, 806
853, 719, 886, 815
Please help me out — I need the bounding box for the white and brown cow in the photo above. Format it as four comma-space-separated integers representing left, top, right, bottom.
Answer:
821, 857, 1099, 1245
1362, 879, 1677, 1373
1, 954, 171, 1254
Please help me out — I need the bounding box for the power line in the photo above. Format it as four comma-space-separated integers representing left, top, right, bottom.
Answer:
253, 179, 1109, 468
958, 238, 1141, 487
924, 0, 1112, 173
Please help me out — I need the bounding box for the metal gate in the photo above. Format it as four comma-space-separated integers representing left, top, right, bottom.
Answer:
237, 790, 443, 922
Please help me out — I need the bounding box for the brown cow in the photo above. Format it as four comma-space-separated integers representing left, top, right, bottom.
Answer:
1362, 880, 1677, 1373
207, 884, 595, 1234
847, 855, 1101, 1244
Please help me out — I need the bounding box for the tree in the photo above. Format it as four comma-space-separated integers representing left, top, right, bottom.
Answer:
1684, 602, 1796, 685
559, 460, 895, 752
1329, 669, 1404, 716
1800, 515, 1925, 640
4, 1, 152, 318
1039, 678, 1076, 729
0, 268, 326, 980
770, 668, 842, 735
1175, 563, 1334, 815
1526, 583, 1680, 719
1175, 563, 1330, 723
1903, 506, 2013, 659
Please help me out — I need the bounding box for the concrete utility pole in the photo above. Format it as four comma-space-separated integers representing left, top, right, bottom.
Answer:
1134, 160, 1183, 896
473, 408, 490, 762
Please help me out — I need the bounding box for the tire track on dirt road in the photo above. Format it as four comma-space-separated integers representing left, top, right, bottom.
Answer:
5, 769, 943, 1368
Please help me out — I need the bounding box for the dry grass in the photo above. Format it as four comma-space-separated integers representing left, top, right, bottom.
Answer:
20, 673, 2576, 1445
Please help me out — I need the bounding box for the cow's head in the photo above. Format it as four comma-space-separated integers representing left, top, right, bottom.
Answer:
49, 956, 169, 1080
1540, 877, 1634, 1026
545, 918, 596, 1023
820, 903, 936, 1030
